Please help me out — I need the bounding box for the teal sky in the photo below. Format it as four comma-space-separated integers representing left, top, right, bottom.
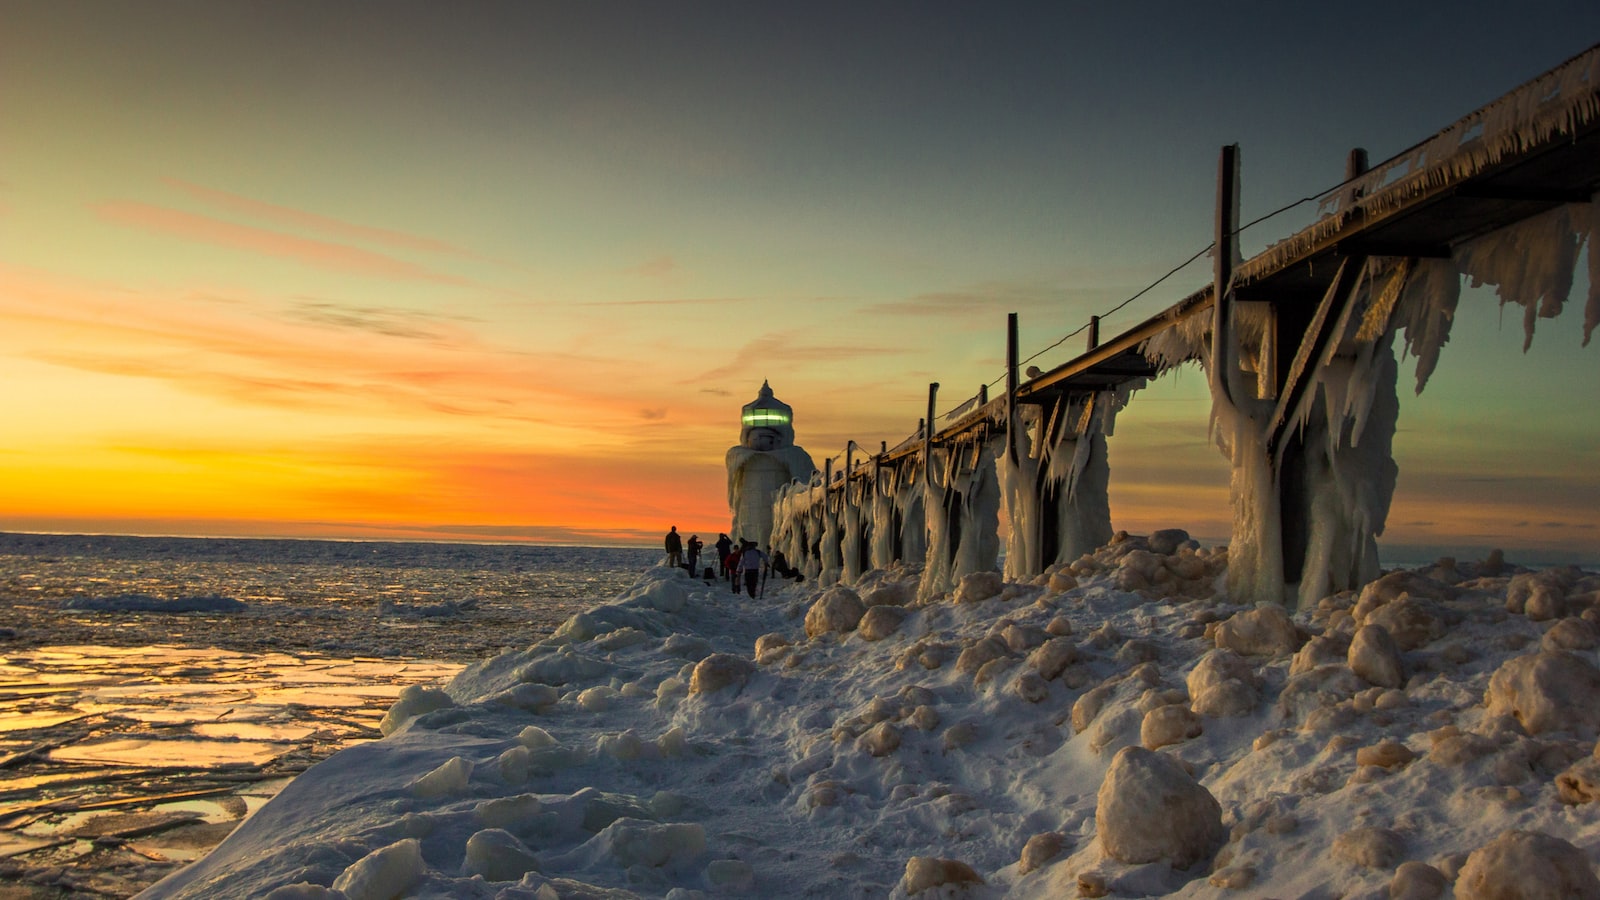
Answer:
1, 2, 1596, 561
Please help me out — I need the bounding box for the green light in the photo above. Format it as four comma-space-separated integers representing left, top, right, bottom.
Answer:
742, 409, 790, 427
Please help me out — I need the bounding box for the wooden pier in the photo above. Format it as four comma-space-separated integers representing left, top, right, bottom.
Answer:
769, 43, 1600, 605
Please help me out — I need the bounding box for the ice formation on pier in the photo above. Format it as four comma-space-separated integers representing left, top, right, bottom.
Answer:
999, 389, 1128, 583
1179, 188, 1596, 607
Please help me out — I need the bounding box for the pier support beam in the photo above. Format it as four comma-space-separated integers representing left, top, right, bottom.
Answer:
919, 438, 1001, 598
1207, 145, 1400, 607
1002, 391, 1120, 581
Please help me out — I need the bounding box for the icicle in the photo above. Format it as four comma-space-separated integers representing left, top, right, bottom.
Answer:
1455, 203, 1580, 351
1392, 258, 1463, 394
1583, 190, 1600, 346
1242, 45, 1600, 290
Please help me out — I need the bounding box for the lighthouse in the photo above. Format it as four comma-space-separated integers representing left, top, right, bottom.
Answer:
725, 381, 816, 547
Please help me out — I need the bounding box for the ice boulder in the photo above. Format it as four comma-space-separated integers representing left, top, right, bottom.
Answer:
378, 685, 453, 736
705, 858, 756, 891
1485, 650, 1600, 736
1186, 649, 1260, 717
1556, 756, 1600, 804
1355, 570, 1454, 613
1290, 633, 1350, 676
955, 571, 1003, 604
1213, 604, 1299, 657
1331, 826, 1405, 869
862, 579, 913, 607
753, 633, 791, 664
857, 604, 909, 641
490, 682, 559, 713
1506, 571, 1569, 619
660, 633, 713, 660
408, 756, 473, 799
1542, 617, 1599, 652
1455, 830, 1600, 899
476, 794, 543, 829
1147, 528, 1193, 555
955, 636, 1012, 676
1348, 624, 1405, 688
858, 721, 901, 757
688, 653, 756, 695
599, 818, 706, 869
1389, 861, 1448, 900
330, 838, 424, 900
805, 586, 866, 637
263, 885, 343, 900
1029, 637, 1079, 680
1362, 595, 1451, 650
461, 828, 540, 882
901, 856, 984, 894
1095, 746, 1224, 868
1141, 705, 1202, 749
1018, 832, 1066, 875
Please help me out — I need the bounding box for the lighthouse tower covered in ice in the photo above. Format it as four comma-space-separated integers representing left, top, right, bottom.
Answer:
725, 381, 816, 548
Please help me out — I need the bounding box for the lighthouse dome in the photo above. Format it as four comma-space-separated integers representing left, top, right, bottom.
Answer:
740, 380, 794, 450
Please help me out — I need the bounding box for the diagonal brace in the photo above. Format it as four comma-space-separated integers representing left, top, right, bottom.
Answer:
1266, 255, 1368, 459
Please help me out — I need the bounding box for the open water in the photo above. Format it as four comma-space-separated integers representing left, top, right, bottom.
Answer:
0, 532, 657, 898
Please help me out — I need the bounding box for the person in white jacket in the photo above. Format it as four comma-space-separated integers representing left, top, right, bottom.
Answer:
736, 541, 766, 599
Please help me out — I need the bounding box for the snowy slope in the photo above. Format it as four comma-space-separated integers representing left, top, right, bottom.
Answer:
137, 534, 1600, 899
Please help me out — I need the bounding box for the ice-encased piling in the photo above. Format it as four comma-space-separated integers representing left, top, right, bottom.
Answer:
1000, 390, 1125, 582
918, 439, 1001, 598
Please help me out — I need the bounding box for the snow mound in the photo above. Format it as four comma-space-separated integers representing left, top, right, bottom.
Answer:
137, 540, 1600, 899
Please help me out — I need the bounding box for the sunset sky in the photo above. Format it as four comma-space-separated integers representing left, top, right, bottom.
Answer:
2, 2, 1597, 562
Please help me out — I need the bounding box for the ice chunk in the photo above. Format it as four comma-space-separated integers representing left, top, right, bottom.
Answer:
1095, 747, 1224, 868
408, 756, 473, 799
263, 885, 343, 900
517, 725, 558, 749
599, 818, 705, 869
492, 683, 560, 712
378, 685, 453, 737
476, 794, 543, 829
461, 828, 539, 882
330, 838, 423, 900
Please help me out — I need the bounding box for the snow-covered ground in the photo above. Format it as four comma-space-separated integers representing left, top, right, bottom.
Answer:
137, 533, 1600, 899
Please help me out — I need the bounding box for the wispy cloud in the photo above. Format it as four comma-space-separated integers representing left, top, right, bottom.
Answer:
283, 300, 477, 342
624, 256, 679, 279
95, 201, 472, 286
161, 178, 477, 259
580, 296, 745, 308
684, 332, 906, 384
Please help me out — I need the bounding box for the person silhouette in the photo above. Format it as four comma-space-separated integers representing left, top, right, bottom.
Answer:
664, 526, 683, 568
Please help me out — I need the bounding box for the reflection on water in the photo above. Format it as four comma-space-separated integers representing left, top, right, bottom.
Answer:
0, 644, 459, 898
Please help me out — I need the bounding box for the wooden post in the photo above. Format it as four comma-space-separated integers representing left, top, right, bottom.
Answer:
1210, 144, 1241, 407
845, 441, 855, 510
823, 458, 832, 509
924, 383, 939, 483
1346, 147, 1369, 206
978, 384, 988, 406
1087, 315, 1100, 351
1006, 313, 1019, 464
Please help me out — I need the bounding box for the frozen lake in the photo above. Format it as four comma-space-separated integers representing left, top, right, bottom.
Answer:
0, 533, 655, 897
